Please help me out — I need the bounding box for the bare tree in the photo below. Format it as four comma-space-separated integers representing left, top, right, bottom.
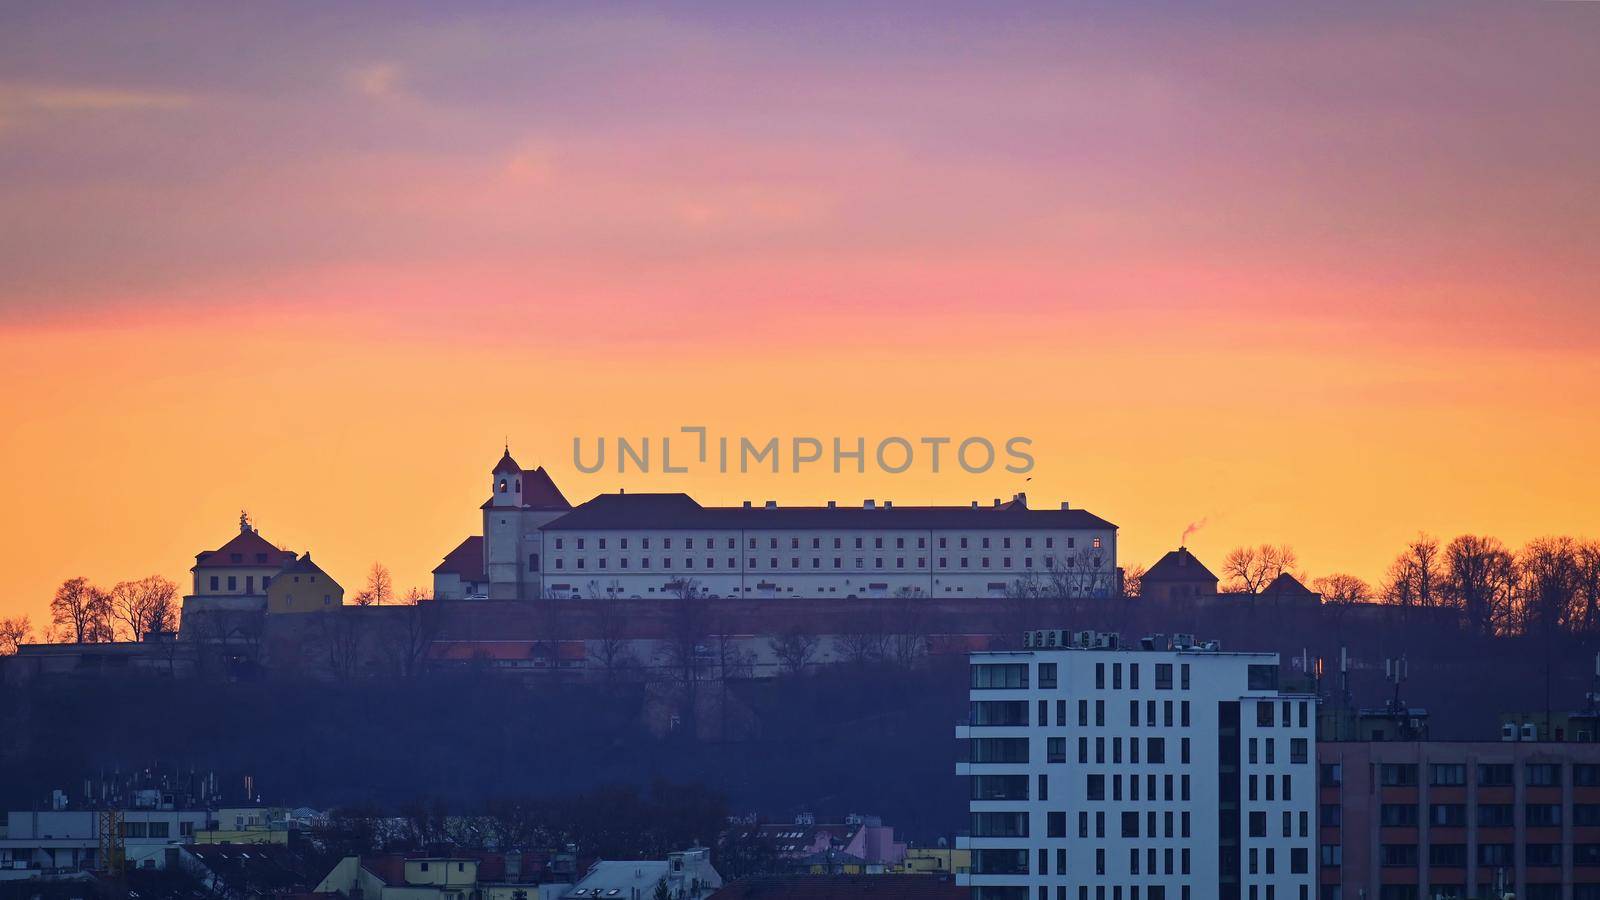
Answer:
0, 616, 31, 655
1572, 540, 1600, 637
50, 577, 114, 643
1221, 545, 1299, 596
320, 610, 364, 680
1311, 573, 1371, 607
1439, 535, 1517, 637
354, 563, 394, 606
110, 575, 178, 641
769, 626, 820, 675
835, 623, 889, 667
884, 587, 928, 670
382, 588, 439, 677
657, 579, 711, 734
590, 597, 638, 685
1381, 533, 1443, 611
1514, 536, 1580, 636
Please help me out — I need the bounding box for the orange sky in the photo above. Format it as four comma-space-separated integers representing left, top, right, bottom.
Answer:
1, 4, 1598, 631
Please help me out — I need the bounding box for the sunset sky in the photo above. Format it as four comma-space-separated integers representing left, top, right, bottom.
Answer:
2, 3, 1598, 631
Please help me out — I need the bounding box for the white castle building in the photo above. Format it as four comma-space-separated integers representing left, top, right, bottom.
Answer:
432, 450, 1119, 601
957, 632, 1318, 900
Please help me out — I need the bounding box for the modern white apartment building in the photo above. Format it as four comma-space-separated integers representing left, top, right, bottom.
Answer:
435, 451, 1118, 602
956, 632, 1317, 900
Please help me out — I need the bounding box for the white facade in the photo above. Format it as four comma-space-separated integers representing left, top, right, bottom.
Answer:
0, 809, 209, 878
542, 520, 1115, 601
956, 641, 1316, 900
442, 453, 1120, 602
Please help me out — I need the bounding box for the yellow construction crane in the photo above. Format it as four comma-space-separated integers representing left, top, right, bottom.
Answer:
96, 808, 125, 879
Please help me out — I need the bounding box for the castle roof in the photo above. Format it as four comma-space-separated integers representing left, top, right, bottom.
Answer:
1142, 547, 1218, 583
543, 492, 1115, 531
493, 449, 521, 475
1261, 572, 1319, 599
433, 536, 486, 580
193, 527, 298, 570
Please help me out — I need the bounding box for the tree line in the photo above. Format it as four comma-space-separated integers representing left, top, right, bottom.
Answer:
0, 574, 179, 653
1217, 534, 1600, 638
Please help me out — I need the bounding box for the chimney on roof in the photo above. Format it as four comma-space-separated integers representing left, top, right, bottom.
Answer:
1013, 492, 1027, 507
993, 498, 1002, 508
970, 501, 979, 509
743, 500, 752, 508
1060, 501, 1070, 510
884, 500, 893, 508
764, 500, 777, 509
827, 500, 837, 508
864, 500, 876, 509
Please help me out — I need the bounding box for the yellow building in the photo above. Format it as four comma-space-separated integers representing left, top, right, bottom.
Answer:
266, 553, 343, 614
896, 847, 970, 875
193, 806, 290, 845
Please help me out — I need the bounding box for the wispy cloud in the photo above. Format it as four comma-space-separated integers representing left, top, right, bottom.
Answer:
347, 62, 403, 99
0, 83, 192, 115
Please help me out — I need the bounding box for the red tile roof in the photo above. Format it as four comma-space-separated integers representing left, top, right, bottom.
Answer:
433, 536, 485, 579
194, 527, 298, 570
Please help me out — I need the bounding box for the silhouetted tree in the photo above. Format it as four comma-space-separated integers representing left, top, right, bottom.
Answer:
50, 577, 114, 643
1381, 533, 1443, 612
1221, 545, 1298, 596
1514, 536, 1580, 636
354, 563, 394, 606
0, 615, 30, 654
1440, 535, 1517, 637
110, 575, 178, 641
590, 597, 639, 685
769, 626, 820, 675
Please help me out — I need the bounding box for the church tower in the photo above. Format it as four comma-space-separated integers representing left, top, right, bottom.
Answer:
491, 447, 523, 508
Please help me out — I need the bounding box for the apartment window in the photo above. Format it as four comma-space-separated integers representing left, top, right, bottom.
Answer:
1525, 803, 1562, 827
1257, 701, 1274, 727
971, 664, 1029, 689
1249, 811, 1267, 837
1113, 663, 1122, 689
1379, 764, 1418, 787
1180, 663, 1190, 689
1321, 804, 1341, 827
1096, 663, 1105, 689
1477, 804, 1514, 827
1247, 664, 1278, 690
1155, 663, 1173, 689
1478, 763, 1513, 786
1048, 811, 1068, 838
1525, 843, 1561, 867
1290, 738, 1308, 764
1477, 843, 1513, 867
1380, 804, 1418, 827
971, 812, 1029, 838
1576, 804, 1600, 826
1380, 844, 1418, 867
970, 738, 1029, 763
1147, 737, 1165, 763
1429, 804, 1466, 828
1576, 764, 1600, 786
1526, 763, 1562, 787
1129, 663, 1139, 690
1086, 774, 1105, 801
1122, 811, 1139, 838
1320, 845, 1342, 868
1039, 663, 1058, 689
1291, 847, 1308, 875
1047, 737, 1066, 764
1429, 844, 1466, 867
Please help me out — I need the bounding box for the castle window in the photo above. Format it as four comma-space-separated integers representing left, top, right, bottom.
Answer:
498, 479, 507, 492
